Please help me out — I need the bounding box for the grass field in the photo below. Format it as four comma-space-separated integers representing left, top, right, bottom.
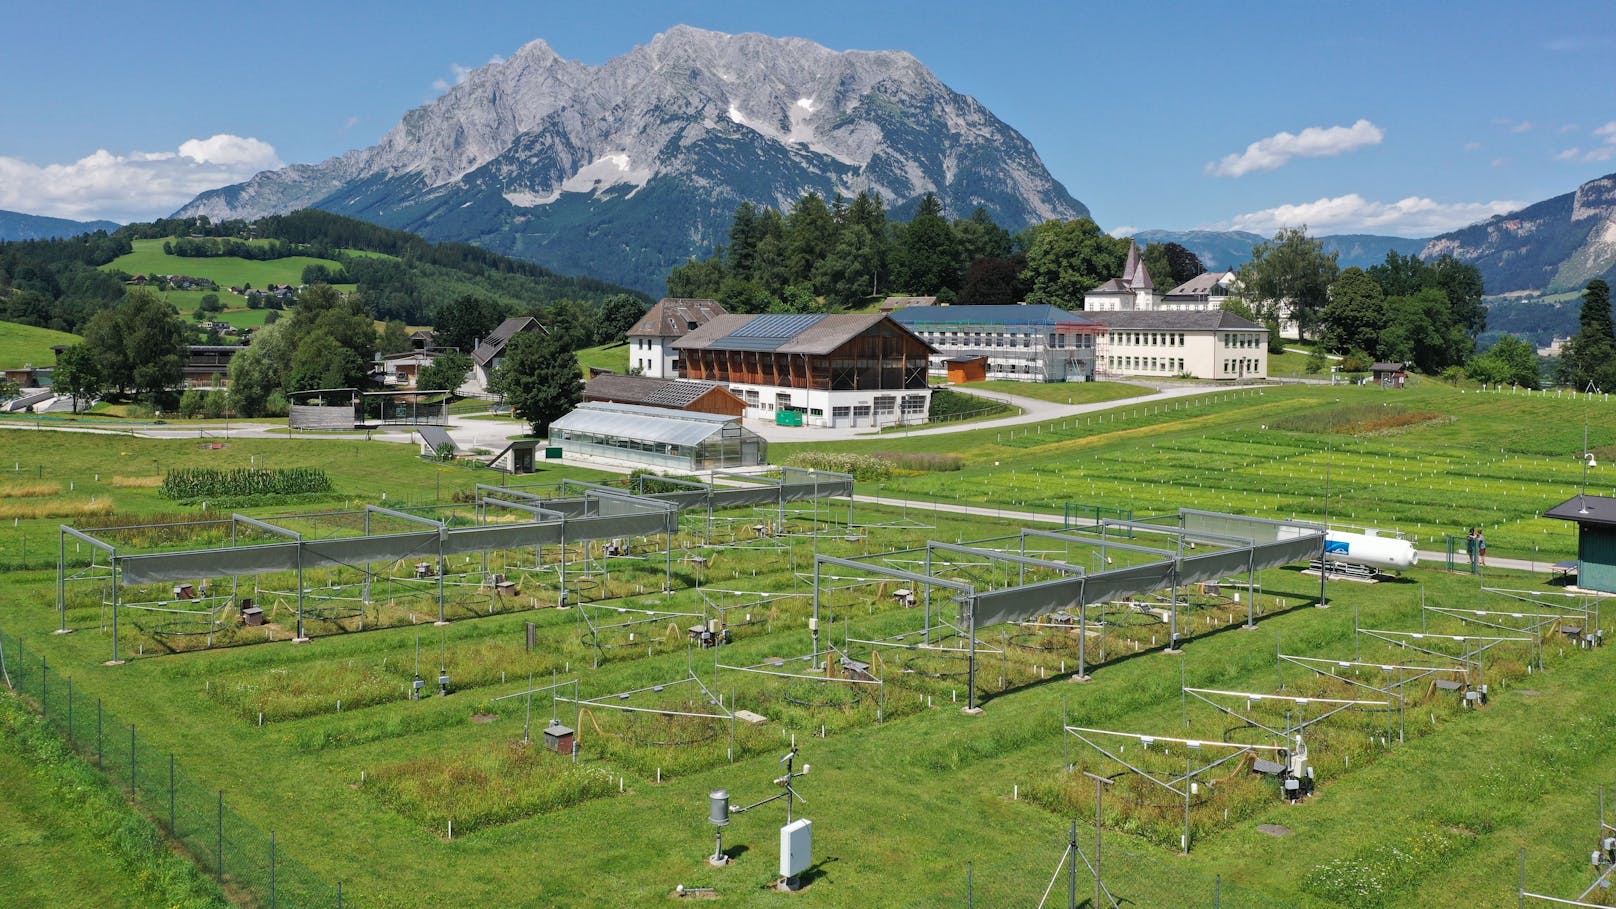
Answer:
2, 380, 1616, 908
0, 319, 79, 367
952, 379, 1151, 405
102, 239, 346, 290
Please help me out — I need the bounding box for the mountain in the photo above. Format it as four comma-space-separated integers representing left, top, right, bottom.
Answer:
176, 26, 1088, 295
0, 210, 121, 241
1132, 229, 1428, 272
1422, 171, 1616, 294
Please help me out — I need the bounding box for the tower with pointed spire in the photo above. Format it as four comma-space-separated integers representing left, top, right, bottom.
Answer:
1084, 240, 1160, 311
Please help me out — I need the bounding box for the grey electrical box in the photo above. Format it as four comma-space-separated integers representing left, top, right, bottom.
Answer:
709, 790, 730, 826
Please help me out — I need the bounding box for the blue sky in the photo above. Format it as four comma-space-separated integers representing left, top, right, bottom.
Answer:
3, 0, 1616, 236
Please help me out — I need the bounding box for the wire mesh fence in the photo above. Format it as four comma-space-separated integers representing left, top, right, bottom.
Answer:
0, 624, 350, 908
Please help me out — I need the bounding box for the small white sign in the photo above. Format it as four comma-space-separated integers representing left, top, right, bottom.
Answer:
780, 818, 812, 878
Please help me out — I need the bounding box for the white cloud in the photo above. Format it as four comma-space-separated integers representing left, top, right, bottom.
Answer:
1206, 119, 1384, 177
1557, 122, 1616, 162
1218, 193, 1526, 237
1462, 141, 1482, 152
0, 135, 282, 222
432, 55, 506, 92
1560, 123, 1580, 134
1109, 225, 1138, 238
342, 115, 360, 131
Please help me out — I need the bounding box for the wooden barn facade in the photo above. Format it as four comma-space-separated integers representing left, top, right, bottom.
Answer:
672, 313, 935, 429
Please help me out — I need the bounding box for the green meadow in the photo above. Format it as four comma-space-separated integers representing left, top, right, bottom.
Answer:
0, 319, 80, 367
0, 378, 1613, 907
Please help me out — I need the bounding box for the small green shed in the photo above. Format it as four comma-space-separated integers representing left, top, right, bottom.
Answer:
1546, 495, 1616, 593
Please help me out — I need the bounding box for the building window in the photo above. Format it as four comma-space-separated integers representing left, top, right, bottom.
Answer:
874, 396, 896, 415
901, 394, 926, 414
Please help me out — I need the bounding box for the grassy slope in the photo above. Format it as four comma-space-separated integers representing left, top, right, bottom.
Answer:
0, 320, 79, 367
575, 341, 629, 376
103, 238, 343, 288
1, 382, 1615, 906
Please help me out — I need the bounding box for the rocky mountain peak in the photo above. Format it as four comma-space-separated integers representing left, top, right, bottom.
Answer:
175, 28, 1087, 294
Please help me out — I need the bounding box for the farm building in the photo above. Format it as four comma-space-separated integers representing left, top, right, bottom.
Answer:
375, 350, 441, 387
583, 373, 747, 419
1085, 310, 1268, 381
182, 345, 245, 387
672, 313, 935, 429
1371, 362, 1409, 388
549, 401, 766, 470
628, 297, 727, 378
1545, 495, 1616, 593
889, 304, 1101, 383
465, 317, 547, 395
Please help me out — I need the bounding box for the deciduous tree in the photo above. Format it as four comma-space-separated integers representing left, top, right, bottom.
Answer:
1321, 267, 1387, 355
416, 351, 472, 393
1021, 219, 1128, 307
498, 331, 582, 437
52, 343, 103, 413
1237, 227, 1339, 342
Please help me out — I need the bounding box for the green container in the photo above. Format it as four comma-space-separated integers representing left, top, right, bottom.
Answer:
776, 410, 803, 427
545, 447, 563, 459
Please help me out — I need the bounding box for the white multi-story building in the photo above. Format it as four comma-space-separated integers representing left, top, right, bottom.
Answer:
1087, 310, 1268, 380
626, 298, 728, 377
888, 304, 1103, 382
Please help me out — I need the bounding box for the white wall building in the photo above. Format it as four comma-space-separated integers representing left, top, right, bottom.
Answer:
1087, 310, 1269, 380
888, 304, 1103, 382
627, 298, 728, 378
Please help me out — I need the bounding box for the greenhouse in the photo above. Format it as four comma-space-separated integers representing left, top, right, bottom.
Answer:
548, 402, 767, 470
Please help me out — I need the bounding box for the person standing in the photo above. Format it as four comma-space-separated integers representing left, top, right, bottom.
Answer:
1466, 528, 1479, 573
1477, 530, 1487, 568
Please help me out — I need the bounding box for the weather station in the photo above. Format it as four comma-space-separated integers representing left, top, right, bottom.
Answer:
704, 746, 814, 891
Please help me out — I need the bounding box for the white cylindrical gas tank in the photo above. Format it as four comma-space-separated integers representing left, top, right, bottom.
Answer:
1323, 530, 1418, 571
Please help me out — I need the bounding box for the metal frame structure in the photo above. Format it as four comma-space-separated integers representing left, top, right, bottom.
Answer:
808, 510, 1325, 710
1062, 725, 1287, 853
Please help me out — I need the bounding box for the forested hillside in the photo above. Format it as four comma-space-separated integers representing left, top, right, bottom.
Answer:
0, 211, 646, 335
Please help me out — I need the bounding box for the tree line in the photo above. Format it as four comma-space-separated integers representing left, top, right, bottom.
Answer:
666, 191, 1204, 313
1236, 229, 1547, 385
0, 210, 649, 337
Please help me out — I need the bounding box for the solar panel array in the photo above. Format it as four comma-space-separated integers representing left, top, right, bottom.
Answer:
706, 313, 825, 351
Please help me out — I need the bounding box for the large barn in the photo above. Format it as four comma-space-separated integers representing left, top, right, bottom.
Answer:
672, 313, 935, 429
